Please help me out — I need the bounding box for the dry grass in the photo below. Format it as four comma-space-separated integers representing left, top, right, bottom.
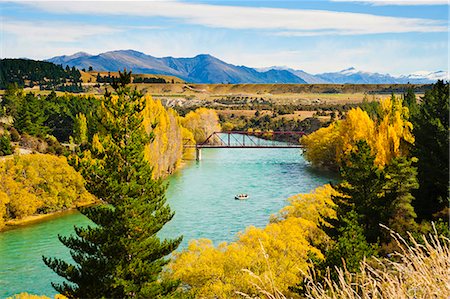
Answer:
237, 226, 450, 299
304, 225, 450, 299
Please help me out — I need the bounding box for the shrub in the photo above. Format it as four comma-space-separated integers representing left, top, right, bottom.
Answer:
0, 134, 12, 156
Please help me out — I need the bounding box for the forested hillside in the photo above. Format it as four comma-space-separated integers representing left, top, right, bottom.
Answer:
0, 59, 82, 92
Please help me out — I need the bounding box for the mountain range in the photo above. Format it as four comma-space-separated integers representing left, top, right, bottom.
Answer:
47, 50, 448, 84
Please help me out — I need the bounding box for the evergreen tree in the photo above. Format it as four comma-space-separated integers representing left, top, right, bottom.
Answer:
403, 86, 418, 116
333, 140, 386, 244
14, 92, 49, 137
324, 210, 377, 275
43, 71, 182, 298
411, 80, 449, 220
1, 83, 23, 118
383, 156, 418, 237
0, 134, 12, 156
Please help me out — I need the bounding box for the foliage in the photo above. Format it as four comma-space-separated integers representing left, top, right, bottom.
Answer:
382, 156, 418, 238
43, 76, 181, 298
169, 184, 340, 298
182, 108, 221, 143
1, 86, 100, 142
0, 191, 10, 230
0, 58, 81, 90
302, 96, 414, 169
301, 122, 341, 169
0, 134, 13, 156
0, 154, 94, 227
411, 80, 449, 220
169, 218, 321, 298
303, 228, 450, 299
330, 141, 418, 245
403, 87, 418, 116
143, 98, 186, 177
273, 184, 339, 248
73, 113, 88, 145
324, 210, 377, 275
219, 112, 323, 138
13, 92, 49, 137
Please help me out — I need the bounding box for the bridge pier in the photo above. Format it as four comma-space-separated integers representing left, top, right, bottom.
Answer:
196, 147, 202, 161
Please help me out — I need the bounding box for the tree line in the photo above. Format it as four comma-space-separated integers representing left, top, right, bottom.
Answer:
0, 59, 82, 91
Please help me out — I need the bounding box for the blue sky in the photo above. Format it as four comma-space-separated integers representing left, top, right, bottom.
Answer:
0, 0, 448, 75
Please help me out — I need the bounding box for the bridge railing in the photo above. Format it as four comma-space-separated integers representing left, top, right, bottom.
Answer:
184, 131, 306, 148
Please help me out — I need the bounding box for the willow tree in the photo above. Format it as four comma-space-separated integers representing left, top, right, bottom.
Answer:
43, 71, 182, 298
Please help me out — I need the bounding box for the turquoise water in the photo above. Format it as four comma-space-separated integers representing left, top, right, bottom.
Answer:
0, 139, 334, 297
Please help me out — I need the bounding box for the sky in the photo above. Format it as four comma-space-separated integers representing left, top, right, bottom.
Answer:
0, 0, 448, 75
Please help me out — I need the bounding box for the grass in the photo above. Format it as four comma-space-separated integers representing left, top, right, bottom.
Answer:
238, 225, 450, 299
305, 225, 450, 299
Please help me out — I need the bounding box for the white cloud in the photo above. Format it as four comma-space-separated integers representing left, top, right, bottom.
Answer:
12, 1, 448, 35
2, 20, 123, 43
330, 0, 448, 5
219, 39, 448, 76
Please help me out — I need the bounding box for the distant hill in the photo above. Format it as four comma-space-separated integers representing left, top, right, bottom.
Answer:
0, 58, 82, 91
47, 50, 307, 84
257, 66, 329, 84
48, 50, 447, 84
261, 66, 448, 84
315, 67, 403, 84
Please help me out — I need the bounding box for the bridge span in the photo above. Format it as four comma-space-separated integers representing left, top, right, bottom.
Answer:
184, 131, 306, 161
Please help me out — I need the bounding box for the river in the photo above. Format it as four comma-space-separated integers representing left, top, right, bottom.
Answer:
0, 139, 334, 297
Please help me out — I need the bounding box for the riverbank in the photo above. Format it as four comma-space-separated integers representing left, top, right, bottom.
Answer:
1, 157, 194, 232
2, 200, 99, 232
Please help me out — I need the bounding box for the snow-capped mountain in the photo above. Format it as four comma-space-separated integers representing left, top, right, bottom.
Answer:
400, 70, 449, 82
47, 50, 446, 84
315, 67, 403, 84
260, 66, 447, 84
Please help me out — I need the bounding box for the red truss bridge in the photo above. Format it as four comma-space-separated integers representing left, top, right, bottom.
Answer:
184, 131, 307, 160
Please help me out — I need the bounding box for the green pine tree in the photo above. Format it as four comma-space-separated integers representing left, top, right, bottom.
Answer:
403, 86, 418, 116
325, 209, 377, 274
383, 156, 418, 237
14, 92, 49, 137
0, 134, 12, 156
43, 71, 182, 298
412, 80, 449, 220
334, 140, 386, 244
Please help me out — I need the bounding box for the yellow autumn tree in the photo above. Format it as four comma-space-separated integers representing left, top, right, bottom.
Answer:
169, 217, 322, 298
302, 96, 413, 168
0, 154, 95, 224
301, 122, 341, 168
273, 184, 340, 248
0, 191, 10, 229
168, 185, 340, 298
142, 95, 189, 177
372, 96, 414, 166
75, 94, 209, 178
182, 108, 221, 143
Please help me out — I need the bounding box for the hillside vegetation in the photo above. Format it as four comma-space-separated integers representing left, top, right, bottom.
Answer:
0, 154, 95, 229
0, 59, 82, 92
